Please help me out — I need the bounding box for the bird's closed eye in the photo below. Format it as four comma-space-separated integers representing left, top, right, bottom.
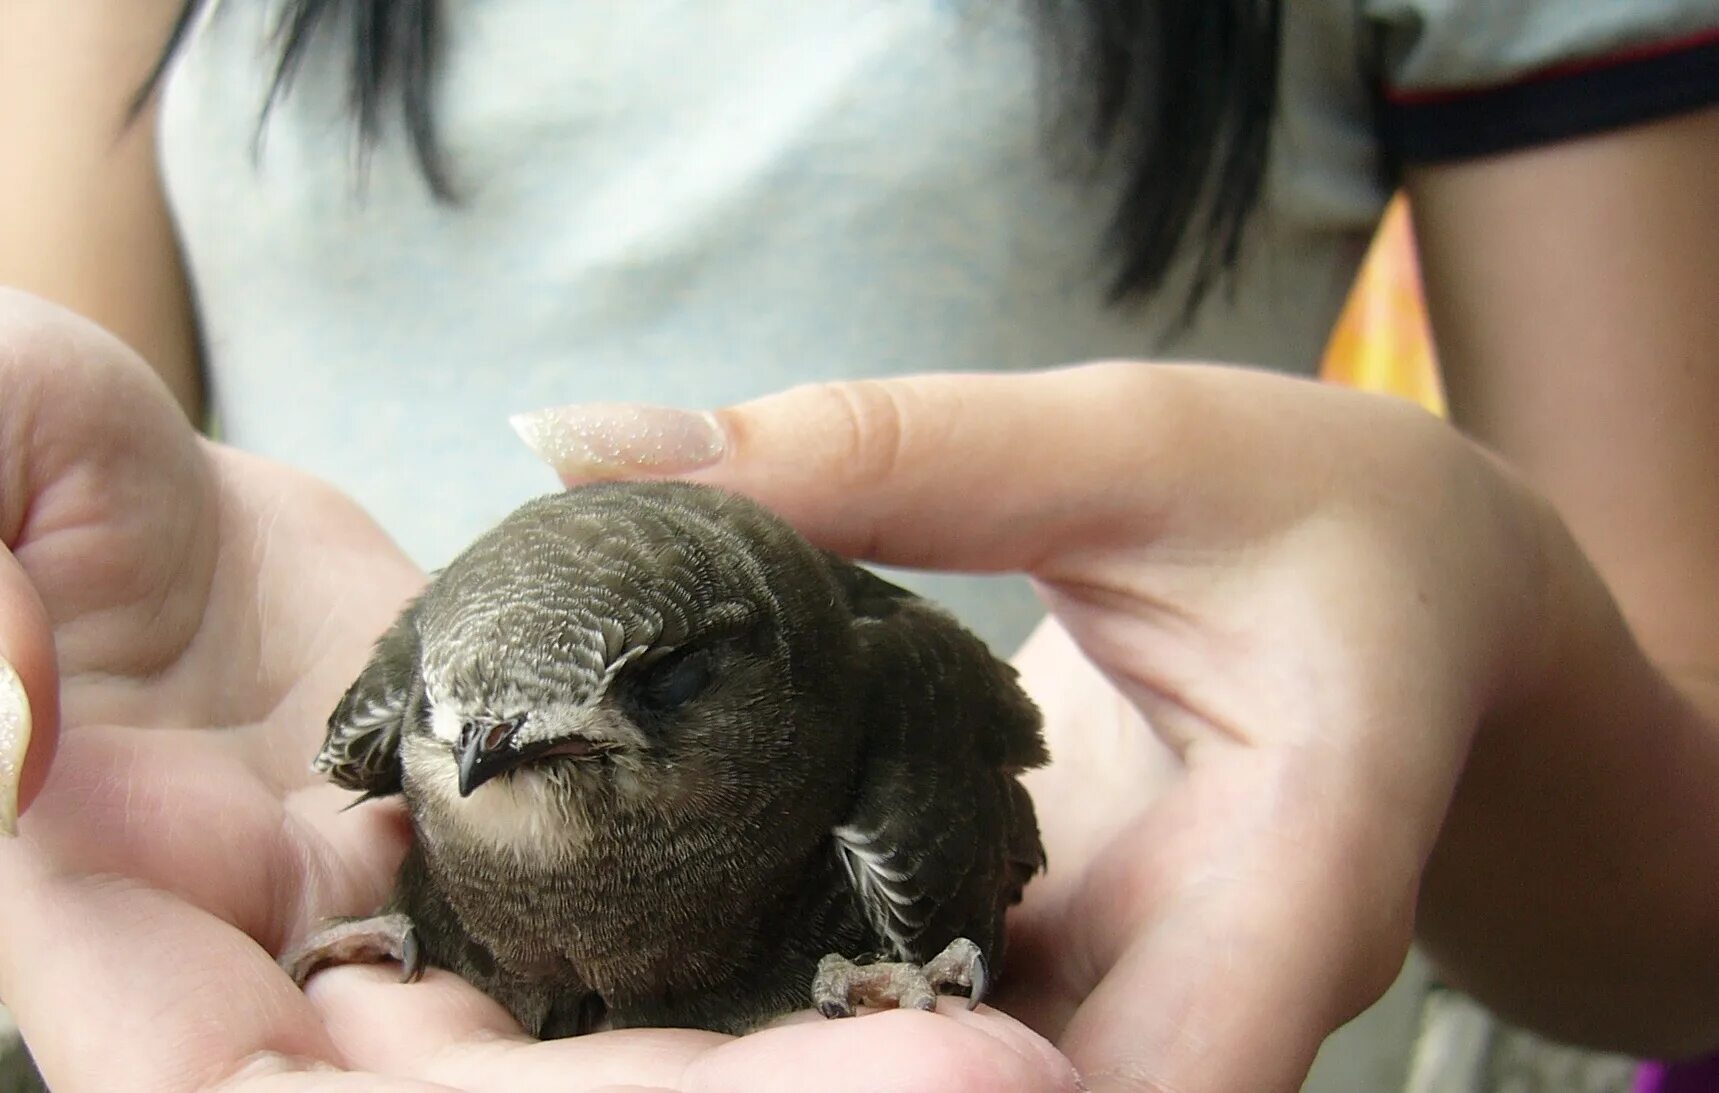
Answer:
635, 649, 712, 713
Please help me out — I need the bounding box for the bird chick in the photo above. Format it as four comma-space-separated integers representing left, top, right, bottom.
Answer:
282, 481, 1047, 1037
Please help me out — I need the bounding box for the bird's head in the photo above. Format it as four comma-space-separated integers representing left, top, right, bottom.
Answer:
395, 482, 862, 843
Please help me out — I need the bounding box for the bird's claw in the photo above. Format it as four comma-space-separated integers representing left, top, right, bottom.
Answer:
279, 912, 424, 987
923, 937, 986, 1010
811, 937, 987, 1018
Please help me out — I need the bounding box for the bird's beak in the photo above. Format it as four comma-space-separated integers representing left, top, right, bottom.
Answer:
456, 718, 522, 798
455, 717, 618, 797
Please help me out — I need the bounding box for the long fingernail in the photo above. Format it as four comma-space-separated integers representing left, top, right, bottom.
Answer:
509, 404, 726, 480
0, 656, 30, 837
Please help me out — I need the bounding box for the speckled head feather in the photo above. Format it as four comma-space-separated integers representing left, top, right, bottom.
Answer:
414, 483, 839, 747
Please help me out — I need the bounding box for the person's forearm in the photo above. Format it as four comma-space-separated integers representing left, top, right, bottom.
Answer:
0, 1, 205, 422
1418, 498, 1719, 1058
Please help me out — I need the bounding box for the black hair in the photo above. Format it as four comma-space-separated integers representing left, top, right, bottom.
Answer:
142, 1, 1280, 323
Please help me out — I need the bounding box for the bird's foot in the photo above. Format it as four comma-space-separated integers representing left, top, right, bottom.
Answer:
279, 912, 423, 986
812, 937, 987, 1018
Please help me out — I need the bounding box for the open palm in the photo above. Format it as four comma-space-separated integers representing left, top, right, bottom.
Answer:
0, 292, 1078, 1093
533, 363, 1550, 1092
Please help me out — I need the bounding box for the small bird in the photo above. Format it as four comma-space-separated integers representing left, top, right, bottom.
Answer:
282, 481, 1047, 1037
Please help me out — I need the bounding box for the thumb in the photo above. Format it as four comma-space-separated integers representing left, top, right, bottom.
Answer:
0, 549, 57, 836
1056, 762, 1417, 1093
510, 364, 1181, 571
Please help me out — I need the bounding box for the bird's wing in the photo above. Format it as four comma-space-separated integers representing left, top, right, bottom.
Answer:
828, 561, 1047, 964
314, 595, 425, 798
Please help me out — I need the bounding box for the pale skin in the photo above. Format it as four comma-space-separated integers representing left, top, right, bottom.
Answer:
2, 4, 1718, 1091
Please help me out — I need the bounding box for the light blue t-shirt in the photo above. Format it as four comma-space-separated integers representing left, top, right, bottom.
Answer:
159, 0, 1719, 651
159, 1, 1382, 654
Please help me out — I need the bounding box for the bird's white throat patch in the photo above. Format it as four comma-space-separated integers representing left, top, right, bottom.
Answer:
403, 736, 595, 858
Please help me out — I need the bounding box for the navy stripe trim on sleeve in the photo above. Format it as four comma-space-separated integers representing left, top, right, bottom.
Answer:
1383, 26, 1719, 164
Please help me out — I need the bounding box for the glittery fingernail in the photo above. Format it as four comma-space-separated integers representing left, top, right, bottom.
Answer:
0, 656, 29, 837
509, 404, 726, 480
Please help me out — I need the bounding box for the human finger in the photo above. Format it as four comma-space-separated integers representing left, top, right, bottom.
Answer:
687, 1008, 1079, 1093
313, 962, 1080, 1093
216, 1053, 462, 1092
1050, 761, 1417, 1093
0, 735, 413, 1091
0, 731, 405, 1087
511, 364, 1177, 570
0, 552, 56, 834
0, 859, 342, 1093
15, 727, 402, 957
0, 288, 214, 717
510, 364, 1440, 572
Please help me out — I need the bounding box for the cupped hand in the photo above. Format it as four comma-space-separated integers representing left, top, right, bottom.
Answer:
0, 290, 1080, 1093
515, 362, 1555, 1092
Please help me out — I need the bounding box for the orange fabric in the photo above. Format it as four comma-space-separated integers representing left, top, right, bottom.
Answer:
1320, 195, 1445, 415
